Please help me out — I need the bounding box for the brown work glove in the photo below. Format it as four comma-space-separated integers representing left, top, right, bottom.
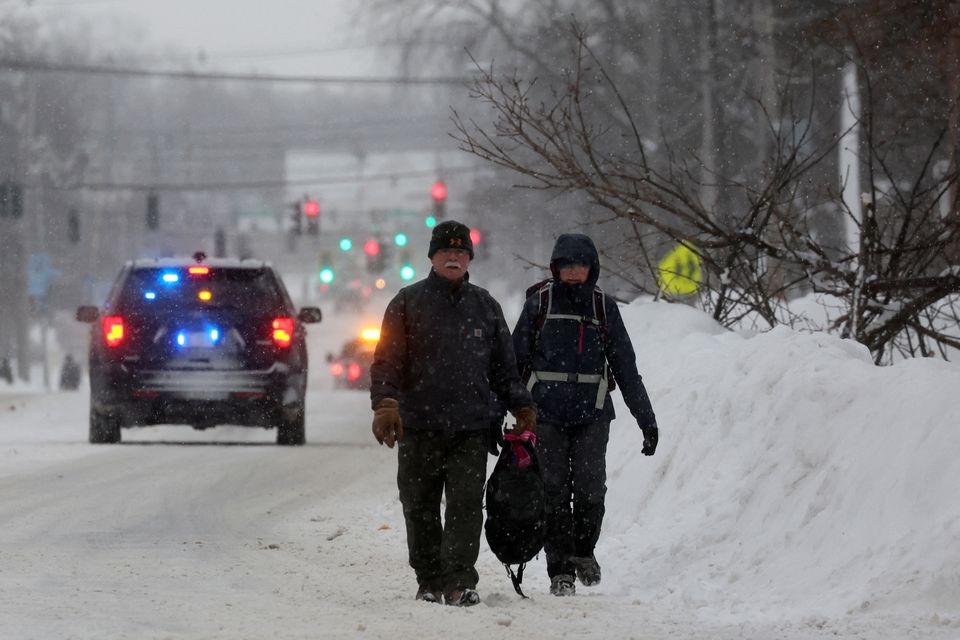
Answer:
509, 405, 537, 434
372, 398, 403, 448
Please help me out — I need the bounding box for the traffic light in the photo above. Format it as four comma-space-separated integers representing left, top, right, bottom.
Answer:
424, 215, 437, 229
364, 238, 385, 273
319, 252, 334, 284
399, 250, 415, 281
431, 180, 446, 219
146, 192, 159, 230
67, 209, 80, 244
290, 202, 302, 235
303, 198, 320, 236
339, 236, 353, 252
394, 232, 408, 247
470, 228, 488, 260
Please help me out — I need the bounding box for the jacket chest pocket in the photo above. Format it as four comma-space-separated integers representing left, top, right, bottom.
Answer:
541, 319, 602, 356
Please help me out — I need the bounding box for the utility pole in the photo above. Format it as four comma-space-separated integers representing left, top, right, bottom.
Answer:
0, 192, 24, 381
4, 71, 37, 382
840, 58, 863, 259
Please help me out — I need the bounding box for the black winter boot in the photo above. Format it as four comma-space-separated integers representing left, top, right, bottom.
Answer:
572, 554, 601, 586
550, 574, 576, 596
415, 584, 442, 603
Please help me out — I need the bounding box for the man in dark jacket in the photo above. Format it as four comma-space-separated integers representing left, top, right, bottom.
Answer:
370, 220, 536, 607
512, 233, 658, 597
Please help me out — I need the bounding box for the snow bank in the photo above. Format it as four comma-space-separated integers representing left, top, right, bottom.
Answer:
602, 298, 960, 626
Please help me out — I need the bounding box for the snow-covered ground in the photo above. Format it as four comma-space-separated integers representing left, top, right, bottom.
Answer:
0, 296, 957, 639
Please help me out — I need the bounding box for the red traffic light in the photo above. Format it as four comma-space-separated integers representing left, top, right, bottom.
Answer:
431, 181, 447, 201
363, 239, 381, 256
302, 199, 320, 217
470, 228, 482, 245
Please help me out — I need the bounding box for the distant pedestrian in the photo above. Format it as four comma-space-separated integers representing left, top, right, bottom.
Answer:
59, 354, 82, 391
370, 220, 536, 607
0, 357, 12, 385
512, 233, 658, 596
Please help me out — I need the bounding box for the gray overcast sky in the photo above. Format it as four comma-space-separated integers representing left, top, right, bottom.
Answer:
26, 0, 383, 76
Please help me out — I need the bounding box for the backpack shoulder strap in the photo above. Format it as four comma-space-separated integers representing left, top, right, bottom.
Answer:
524, 277, 550, 299
592, 286, 608, 344
535, 281, 553, 334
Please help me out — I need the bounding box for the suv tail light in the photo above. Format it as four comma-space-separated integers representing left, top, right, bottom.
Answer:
347, 362, 361, 381
272, 317, 294, 348
102, 316, 125, 348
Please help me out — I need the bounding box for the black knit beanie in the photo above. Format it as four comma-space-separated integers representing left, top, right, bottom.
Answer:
427, 220, 474, 259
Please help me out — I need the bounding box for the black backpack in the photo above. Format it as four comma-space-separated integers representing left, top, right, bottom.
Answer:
484, 432, 546, 598
523, 279, 616, 393
526, 278, 609, 345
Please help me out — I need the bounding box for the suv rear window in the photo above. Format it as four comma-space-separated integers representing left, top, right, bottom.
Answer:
114, 267, 288, 316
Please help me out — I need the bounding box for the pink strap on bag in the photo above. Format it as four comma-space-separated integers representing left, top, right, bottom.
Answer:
504, 431, 537, 469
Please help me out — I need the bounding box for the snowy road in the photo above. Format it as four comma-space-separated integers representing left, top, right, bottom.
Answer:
0, 389, 693, 640
0, 388, 941, 640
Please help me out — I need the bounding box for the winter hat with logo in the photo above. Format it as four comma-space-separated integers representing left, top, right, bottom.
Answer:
428, 220, 474, 259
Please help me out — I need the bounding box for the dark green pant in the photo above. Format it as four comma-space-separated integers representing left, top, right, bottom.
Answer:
397, 428, 488, 593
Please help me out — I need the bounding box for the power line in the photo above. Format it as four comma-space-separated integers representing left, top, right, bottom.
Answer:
76, 113, 452, 137
39, 165, 480, 193
0, 58, 469, 86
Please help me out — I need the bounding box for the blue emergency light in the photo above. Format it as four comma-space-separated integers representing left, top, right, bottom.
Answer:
175, 326, 221, 348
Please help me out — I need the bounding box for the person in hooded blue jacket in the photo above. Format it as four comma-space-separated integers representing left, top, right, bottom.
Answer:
512, 233, 658, 597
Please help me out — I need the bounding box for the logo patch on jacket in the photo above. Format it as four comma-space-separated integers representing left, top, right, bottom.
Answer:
474, 328, 483, 338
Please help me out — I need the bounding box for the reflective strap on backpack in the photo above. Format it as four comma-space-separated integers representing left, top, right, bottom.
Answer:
528, 282, 609, 409
525, 362, 609, 409
544, 312, 601, 326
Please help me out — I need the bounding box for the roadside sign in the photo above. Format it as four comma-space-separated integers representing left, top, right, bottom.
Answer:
657, 242, 702, 296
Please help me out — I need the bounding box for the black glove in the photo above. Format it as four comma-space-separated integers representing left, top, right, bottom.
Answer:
640, 424, 658, 456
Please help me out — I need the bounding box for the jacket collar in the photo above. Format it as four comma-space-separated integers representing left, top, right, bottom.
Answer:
427, 267, 469, 293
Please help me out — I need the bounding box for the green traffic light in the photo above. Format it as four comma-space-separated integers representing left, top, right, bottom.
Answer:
425, 216, 437, 228
394, 232, 408, 247
400, 264, 415, 281
339, 237, 353, 251
319, 267, 335, 284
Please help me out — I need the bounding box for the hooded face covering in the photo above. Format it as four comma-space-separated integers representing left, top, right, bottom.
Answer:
549, 234, 599, 304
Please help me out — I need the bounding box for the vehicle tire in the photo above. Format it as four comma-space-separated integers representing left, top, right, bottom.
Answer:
89, 409, 121, 444
276, 406, 305, 446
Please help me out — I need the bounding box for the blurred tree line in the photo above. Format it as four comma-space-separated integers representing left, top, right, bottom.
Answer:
362, 0, 960, 363
0, 7, 450, 380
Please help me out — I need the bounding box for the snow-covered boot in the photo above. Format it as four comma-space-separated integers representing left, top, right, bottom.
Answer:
550, 574, 576, 596
444, 587, 480, 607
573, 554, 601, 586
415, 585, 442, 603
